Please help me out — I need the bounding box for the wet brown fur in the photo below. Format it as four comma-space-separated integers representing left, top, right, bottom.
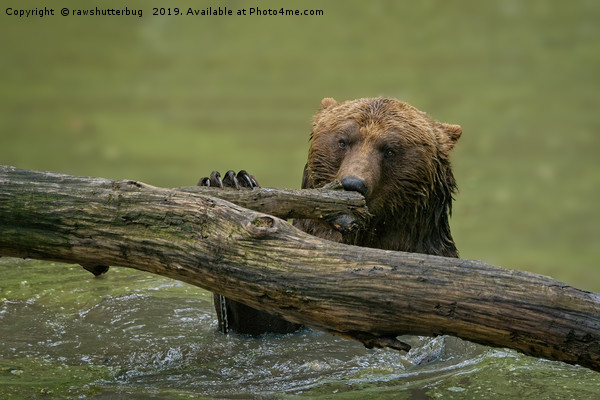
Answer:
294, 97, 462, 257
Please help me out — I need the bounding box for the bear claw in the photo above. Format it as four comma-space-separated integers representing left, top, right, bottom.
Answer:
222, 170, 240, 189
238, 170, 258, 188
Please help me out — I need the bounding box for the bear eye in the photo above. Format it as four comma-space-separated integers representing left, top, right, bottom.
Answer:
337, 138, 347, 150
384, 148, 396, 158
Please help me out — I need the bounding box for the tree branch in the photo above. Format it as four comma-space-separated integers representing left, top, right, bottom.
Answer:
177, 182, 371, 232
1, 165, 598, 372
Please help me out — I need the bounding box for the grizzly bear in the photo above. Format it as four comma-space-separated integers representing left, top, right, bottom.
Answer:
200, 97, 462, 335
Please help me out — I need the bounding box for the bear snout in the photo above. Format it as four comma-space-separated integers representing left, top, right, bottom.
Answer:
341, 176, 369, 196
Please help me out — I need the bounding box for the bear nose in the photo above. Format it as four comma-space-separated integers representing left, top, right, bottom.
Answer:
341, 177, 369, 196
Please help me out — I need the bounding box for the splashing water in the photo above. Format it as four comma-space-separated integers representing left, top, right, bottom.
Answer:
1, 259, 598, 399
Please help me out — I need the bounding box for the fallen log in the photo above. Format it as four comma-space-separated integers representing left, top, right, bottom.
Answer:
0, 165, 598, 372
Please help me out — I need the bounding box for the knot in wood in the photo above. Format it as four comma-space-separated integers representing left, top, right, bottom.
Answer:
245, 215, 279, 238
330, 214, 359, 234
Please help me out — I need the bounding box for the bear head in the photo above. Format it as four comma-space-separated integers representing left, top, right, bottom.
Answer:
302, 97, 461, 256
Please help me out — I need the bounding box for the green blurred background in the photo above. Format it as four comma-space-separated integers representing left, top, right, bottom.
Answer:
1, 0, 598, 291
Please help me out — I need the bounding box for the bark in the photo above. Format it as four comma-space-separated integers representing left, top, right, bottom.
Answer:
0, 165, 599, 372
177, 182, 371, 233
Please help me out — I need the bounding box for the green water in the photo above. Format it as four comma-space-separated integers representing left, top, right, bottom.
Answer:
1, 0, 599, 397
1, 259, 599, 399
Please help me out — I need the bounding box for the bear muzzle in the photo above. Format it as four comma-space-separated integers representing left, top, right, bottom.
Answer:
341, 176, 369, 197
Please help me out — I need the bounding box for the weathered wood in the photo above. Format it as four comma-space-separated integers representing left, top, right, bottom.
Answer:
177, 182, 371, 233
0, 165, 599, 372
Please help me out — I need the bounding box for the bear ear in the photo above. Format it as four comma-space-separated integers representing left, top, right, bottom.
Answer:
319, 97, 337, 110
440, 123, 462, 145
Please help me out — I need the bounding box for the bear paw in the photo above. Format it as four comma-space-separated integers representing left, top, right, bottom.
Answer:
197, 170, 259, 189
